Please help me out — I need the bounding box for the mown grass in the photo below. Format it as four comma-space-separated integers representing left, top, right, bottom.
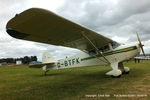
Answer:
0, 60, 150, 100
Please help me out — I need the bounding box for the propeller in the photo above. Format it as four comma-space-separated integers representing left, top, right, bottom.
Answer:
136, 32, 145, 56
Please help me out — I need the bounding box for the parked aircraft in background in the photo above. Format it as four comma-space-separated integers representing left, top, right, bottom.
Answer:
6, 8, 145, 77
135, 56, 150, 60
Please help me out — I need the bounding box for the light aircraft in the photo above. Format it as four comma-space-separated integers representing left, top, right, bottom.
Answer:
6, 8, 145, 77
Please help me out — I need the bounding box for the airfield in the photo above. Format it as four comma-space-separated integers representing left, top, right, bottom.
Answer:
0, 60, 150, 100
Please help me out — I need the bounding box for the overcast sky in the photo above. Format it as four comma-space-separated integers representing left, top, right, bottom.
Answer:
0, 0, 150, 61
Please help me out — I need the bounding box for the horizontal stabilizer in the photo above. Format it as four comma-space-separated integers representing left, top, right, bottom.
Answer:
29, 62, 55, 68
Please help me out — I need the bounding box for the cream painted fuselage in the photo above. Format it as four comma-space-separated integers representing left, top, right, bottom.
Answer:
55, 43, 140, 68
46, 43, 140, 77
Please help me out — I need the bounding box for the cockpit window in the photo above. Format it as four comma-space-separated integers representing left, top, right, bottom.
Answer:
99, 45, 109, 52
88, 41, 120, 54
112, 41, 120, 49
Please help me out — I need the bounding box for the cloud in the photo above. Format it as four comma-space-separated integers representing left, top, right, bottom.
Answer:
56, 0, 150, 53
57, 0, 150, 40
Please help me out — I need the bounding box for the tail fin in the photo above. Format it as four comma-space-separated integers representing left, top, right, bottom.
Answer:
42, 51, 56, 64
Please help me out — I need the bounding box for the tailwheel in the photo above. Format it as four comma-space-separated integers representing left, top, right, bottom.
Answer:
44, 70, 49, 76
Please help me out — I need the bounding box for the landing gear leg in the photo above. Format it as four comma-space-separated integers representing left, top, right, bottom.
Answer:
106, 62, 122, 78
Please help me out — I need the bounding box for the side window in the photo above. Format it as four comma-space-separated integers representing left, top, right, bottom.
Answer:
88, 50, 97, 55
103, 45, 109, 51
99, 45, 110, 52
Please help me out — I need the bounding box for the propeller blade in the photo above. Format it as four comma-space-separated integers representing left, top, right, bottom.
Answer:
141, 45, 145, 56
136, 32, 145, 56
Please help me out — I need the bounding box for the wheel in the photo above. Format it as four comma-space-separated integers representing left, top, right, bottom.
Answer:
122, 71, 126, 75
122, 71, 130, 75
125, 71, 130, 74
44, 71, 47, 76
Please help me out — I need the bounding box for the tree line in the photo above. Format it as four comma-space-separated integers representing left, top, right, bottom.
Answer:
0, 56, 37, 64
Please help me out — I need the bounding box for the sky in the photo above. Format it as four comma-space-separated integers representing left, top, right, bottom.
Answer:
0, 0, 150, 61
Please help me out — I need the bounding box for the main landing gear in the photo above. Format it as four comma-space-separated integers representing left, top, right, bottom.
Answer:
106, 62, 130, 78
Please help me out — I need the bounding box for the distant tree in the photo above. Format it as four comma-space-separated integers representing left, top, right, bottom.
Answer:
31, 56, 37, 61
0, 56, 38, 64
23, 56, 30, 64
6, 58, 15, 63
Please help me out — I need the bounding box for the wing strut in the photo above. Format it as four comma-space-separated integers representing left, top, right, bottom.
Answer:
83, 50, 109, 64
82, 32, 110, 64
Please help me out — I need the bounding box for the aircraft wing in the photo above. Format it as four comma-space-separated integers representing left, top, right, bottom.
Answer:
6, 8, 117, 52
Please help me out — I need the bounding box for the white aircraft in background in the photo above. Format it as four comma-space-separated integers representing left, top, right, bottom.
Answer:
6, 8, 145, 77
135, 56, 150, 60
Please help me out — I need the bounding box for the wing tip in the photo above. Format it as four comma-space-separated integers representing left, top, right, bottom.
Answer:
6, 28, 29, 39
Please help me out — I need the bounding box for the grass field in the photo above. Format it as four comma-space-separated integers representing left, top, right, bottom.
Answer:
0, 60, 150, 100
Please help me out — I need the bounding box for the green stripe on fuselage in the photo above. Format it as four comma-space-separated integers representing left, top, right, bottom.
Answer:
81, 46, 137, 61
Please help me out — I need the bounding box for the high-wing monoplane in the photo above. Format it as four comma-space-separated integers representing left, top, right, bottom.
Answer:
6, 8, 145, 77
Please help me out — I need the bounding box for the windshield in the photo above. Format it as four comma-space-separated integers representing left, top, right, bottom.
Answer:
112, 41, 120, 49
